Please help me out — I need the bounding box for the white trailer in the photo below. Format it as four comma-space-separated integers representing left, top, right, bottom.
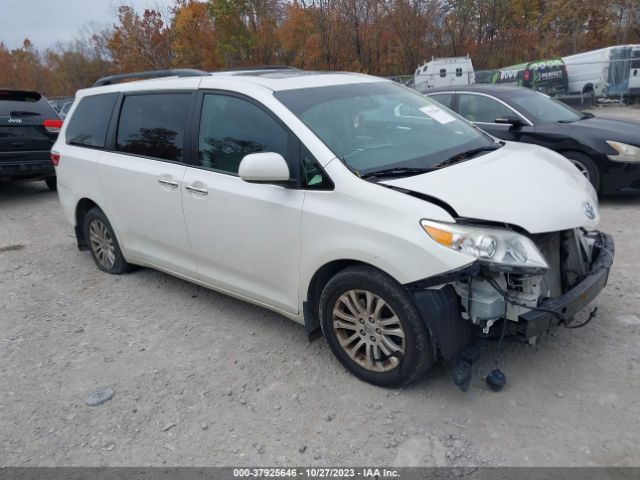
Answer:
414, 56, 474, 93
562, 45, 640, 101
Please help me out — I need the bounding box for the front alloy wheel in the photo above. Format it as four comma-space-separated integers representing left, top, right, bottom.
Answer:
320, 266, 434, 387
333, 290, 405, 372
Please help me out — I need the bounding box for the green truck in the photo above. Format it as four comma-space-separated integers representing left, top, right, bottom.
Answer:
475, 59, 569, 96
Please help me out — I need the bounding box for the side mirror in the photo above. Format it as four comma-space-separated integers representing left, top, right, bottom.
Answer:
495, 115, 524, 128
238, 152, 290, 184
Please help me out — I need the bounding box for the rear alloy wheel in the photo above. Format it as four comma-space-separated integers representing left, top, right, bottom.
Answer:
45, 177, 57, 191
319, 266, 434, 387
84, 208, 130, 274
562, 151, 601, 192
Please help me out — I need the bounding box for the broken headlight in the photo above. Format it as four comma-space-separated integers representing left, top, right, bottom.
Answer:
421, 219, 549, 273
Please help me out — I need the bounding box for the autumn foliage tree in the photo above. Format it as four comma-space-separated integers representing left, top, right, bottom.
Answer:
171, 0, 221, 70
107, 5, 173, 72
1, 0, 639, 96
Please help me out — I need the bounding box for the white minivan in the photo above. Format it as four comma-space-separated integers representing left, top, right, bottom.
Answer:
52, 68, 613, 389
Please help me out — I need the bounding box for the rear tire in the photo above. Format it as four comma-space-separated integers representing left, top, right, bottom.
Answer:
83, 208, 131, 274
319, 266, 434, 387
45, 177, 57, 191
562, 151, 601, 192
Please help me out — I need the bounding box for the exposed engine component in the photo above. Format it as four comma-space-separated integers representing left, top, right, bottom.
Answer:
455, 228, 597, 334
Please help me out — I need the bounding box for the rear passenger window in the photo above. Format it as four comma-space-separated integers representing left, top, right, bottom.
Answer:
198, 94, 288, 174
116, 93, 190, 162
66, 93, 117, 148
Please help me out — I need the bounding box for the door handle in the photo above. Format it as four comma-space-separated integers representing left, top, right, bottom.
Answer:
158, 178, 179, 188
185, 185, 208, 195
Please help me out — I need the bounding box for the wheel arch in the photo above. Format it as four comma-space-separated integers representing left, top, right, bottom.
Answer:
303, 259, 386, 339
74, 198, 102, 251
582, 83, 595, 94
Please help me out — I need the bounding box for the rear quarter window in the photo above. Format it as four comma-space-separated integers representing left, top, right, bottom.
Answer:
66, 93, 118, 148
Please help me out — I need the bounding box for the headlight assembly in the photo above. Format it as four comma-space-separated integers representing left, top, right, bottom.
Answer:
606, 141, 640, 162
420, 220, 549, 273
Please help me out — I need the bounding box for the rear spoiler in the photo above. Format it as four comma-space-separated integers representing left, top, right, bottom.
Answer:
93, 69, 210, 87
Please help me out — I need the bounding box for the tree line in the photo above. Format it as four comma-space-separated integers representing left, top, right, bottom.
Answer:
1, 0, 639, 97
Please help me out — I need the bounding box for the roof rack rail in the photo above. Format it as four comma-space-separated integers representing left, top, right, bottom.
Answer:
93, 69, 210, 87
216, 66, 300, 73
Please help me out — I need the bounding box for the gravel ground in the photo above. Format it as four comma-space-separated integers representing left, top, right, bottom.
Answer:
1, 107, 640, 467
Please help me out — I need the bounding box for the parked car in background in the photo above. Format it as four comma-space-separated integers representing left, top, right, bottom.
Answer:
414, 56, 474, 93
48, 96, 74, 114
475, 59, 568, 97
426, 84, 640, 194
562, 45, 640, 103
52, 69, 613, 389
1, 89, 61, 191
58, 101, 73, 119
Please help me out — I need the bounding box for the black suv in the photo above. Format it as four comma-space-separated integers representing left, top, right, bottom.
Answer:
1, 89, 61, 191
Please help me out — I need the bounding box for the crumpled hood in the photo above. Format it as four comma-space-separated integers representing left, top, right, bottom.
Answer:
382, 142, 600, 234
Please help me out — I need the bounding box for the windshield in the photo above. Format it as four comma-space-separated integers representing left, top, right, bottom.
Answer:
275, 82, 496, 175
509, 91, 583, 123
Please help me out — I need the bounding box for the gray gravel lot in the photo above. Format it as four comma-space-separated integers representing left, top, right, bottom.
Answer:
1, 106, 640, 467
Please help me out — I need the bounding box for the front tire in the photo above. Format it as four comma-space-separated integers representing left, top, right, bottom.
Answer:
319, 266, 434, 387
83, 208, 131, 274
562, 151, 601, 192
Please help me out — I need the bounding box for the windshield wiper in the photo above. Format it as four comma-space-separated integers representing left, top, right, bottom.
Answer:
431, 144, 502, 169
360, 166, 432, 179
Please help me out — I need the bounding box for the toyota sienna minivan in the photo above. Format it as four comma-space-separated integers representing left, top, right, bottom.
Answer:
52, 68, 614, 389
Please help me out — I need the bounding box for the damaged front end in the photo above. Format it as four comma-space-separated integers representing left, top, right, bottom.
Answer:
407, 224, 614, 392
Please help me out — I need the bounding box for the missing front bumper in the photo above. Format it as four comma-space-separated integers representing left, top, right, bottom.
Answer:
519, 232, 614, 339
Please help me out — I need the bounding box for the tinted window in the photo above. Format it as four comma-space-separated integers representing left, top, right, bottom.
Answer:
116, 93, 190, 161
66, 93, 118, 148
0, 89, 57, 117
456, 68, 462, 77
439, 69, 447, 78
198, 94, 288, 174
429, 94, 454, 109
458, 94, 514, 123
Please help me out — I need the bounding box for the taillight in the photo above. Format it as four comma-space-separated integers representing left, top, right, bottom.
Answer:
523, 70, 530, 82
50, 151, 60, 166
43, 119, 63, 133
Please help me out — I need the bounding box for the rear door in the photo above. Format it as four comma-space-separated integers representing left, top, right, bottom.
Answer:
98, 90, 197, 275
0, 90, 59, 169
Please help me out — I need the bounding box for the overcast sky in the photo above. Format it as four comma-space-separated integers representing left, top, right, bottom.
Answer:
1, 0, 176, 50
